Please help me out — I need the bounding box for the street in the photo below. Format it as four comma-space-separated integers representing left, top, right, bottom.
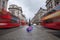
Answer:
0, 25, 60, 40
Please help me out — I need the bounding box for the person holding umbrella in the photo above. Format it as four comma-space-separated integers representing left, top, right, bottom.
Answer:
26, 19, 33, 32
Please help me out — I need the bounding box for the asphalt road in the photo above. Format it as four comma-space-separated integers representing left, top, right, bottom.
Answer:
0, 25, 60, 40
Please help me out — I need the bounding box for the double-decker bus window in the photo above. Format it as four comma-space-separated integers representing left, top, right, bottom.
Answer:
43, 10, 56, 17
11, 18, 19, 23
45, 19, 53, 23
10, 20, 17, 23
47, 10, 56, 15
54, 5, 60, 10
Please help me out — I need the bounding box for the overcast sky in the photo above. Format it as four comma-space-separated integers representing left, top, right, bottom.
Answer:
8, 0, 46, 20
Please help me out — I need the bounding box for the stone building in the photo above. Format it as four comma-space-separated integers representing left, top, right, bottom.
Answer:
8, 4, 27, 25
46, 0, 60, 11
8, 4, 22, 17
0, 0, 8, 11
31, 8, 47, 25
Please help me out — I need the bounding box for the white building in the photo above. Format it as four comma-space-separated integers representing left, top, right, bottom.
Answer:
0, 0, 8, 11
8, 4, 22, 17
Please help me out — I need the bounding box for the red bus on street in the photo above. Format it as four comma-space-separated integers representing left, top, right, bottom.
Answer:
0, 8, 20, 28
41, 5, 60, 30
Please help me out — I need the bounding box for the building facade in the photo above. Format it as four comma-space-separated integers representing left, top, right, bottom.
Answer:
20, 14, 27, 23
46, 0, 60, 11
0, 0, 8, 11
8, 4, 27, 25
8, 4, 22, 17
31, 8, 47, 25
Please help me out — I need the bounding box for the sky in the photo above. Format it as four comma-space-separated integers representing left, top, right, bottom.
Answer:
8, 0, 46, 20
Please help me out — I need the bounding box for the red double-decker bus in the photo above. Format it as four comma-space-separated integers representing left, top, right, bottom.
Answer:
41, 5, 60, 30
0, 9, 20, 28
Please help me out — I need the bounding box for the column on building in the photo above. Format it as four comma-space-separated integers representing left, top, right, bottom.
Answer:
0, 0, 8, 10
52, 0, 56, 8
18, 7, 22, 17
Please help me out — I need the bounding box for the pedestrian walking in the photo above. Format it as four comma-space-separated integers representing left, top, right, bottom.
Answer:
26, 18, 33, 32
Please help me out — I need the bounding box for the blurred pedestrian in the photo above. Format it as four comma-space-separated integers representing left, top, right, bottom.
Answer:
26, 18, 33, 32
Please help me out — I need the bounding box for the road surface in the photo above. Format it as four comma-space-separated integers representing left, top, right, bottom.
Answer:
0, 25, 60, 40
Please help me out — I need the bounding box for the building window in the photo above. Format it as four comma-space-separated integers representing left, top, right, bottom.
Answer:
2, 1, 5, 8
56, 2, 59, 5
55, 0, 60, 6
45, 19, 53, 23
